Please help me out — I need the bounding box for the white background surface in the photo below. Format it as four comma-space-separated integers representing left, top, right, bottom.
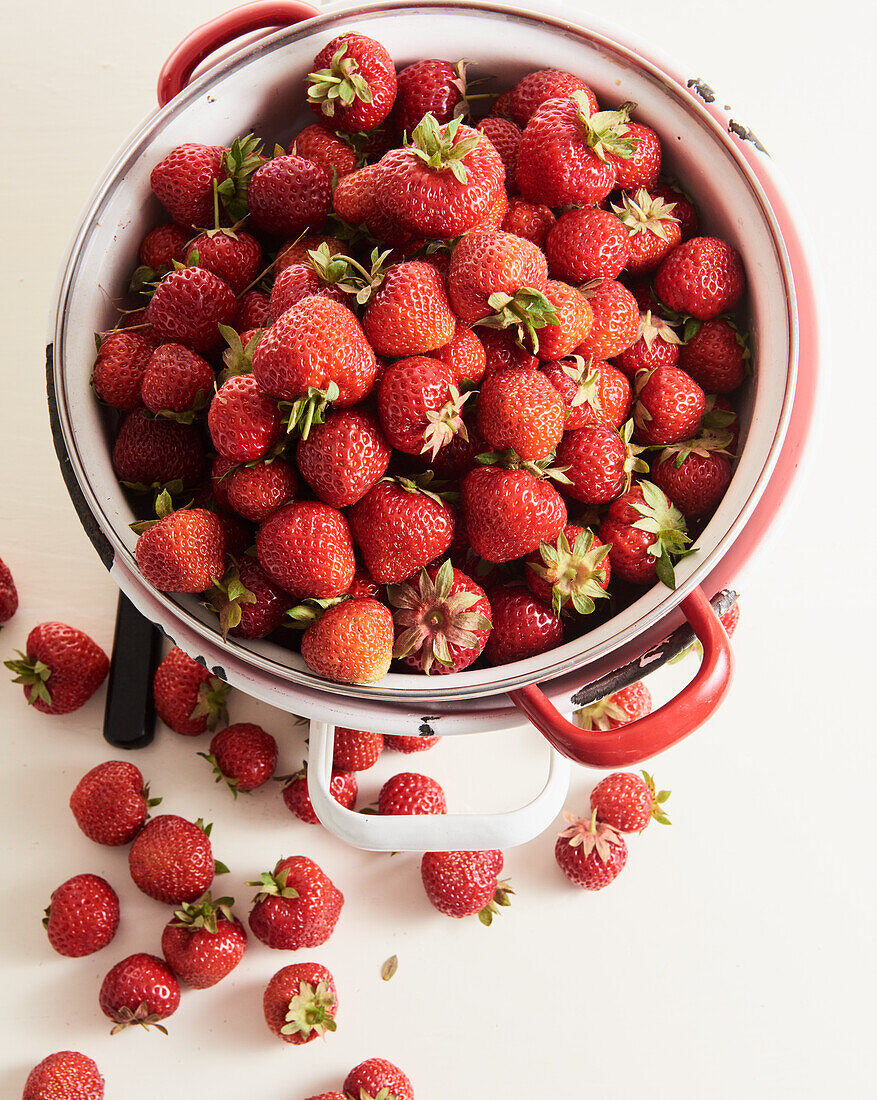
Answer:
2, 0, 875, 1096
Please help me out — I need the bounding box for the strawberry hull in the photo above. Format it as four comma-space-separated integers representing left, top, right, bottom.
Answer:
48, 1, 818, 849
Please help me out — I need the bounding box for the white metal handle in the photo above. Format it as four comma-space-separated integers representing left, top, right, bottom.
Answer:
306, 720, 571, 852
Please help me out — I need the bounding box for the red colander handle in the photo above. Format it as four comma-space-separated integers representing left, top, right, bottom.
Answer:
157, 1, 321, 107
508, 585, 733, 768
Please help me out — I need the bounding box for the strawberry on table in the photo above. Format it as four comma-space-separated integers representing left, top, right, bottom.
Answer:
199, 722, 278, 795
99, 953, 180, 1034
70, 760, 158, 846
575, 681, 653, 729
160, 893, 247, 989
248, 855, 344, 949
263, 962, 338, 1044
421, 849, 512, 923
307, 32, 397, 131
0, 555, 17, 624
300, 597, 394, 684
23, 1051, 104, 1100
343, 1059, 415, 1100
296, 409, 391, 508
378, 772, 447, 815
332, 727, 384, 771
385, 733, 440, 753
282, 761, 358, 824
152, 645, 229, 736
555, 810, 628, 890
590, 771, 671, 832
91, 330, 154, 411
43, 874, 119, 958
462, 464, 566, 563
128, 815, 219, 905
654, 236, 746, 320
484, 585, 563, 665
5, 622, 108, 715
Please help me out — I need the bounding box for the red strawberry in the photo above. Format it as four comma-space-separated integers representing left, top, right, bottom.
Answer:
555, 421, 637, 504
651, 435, 733, 519
0, 556, 17, 623
477, 367, 564, 460
611, 188, 681, 274
378, 356, 470, 458
288, 123, 362, 178
246, 154, 331, 237
23, 1052, 104, 1100
421, 849, 511, 923
633, 365, 705, 445
476, 116, 522, 187
263, 962, 338, 1044
332, 164, 411, 245
599, 481, 691, 587
395, 58, 469, 134
91, 330, 154, 410
99, 953, 180, 1034
257, 500, 355, 599
189, 229, 262, 294
378, 772, 447, 815
70, 760, 157, 846
590, 771, 671, 832
208, 374, 283, 463
613, 310, 681, 378
654, 236, 746, 320
5, 623, 108, 715
281, 762, 358, 824
478, 326, 539, 375
462, 465, 566, 563
546, 207, 630, 282
160, 893, 247, 988
448, 228, 548, 324
555, 811, 628, 890
678, 318, 748, 393
235, 287, 271, 329
575, 279, 640, 359
333, 727, 384, 771
476, 187, 510, 231
112, 411, 205, 495
502, 197, 556, 247
276, 233, 344, 274
542, 356, 632, 430
135, 505, 226, 593
305, 1095, 346, 1100
153, 646, 229, 736
301, 597, 394, 684
128, 815, 217, 904
344, 1059, 414, 1100
721, 601, 740, 637
525, 525, 610, 615
385, 734, 440, 753
140, 342, 214, 418
140, 223, 190, 269
44, 874, 119, 958
651, 180, 699, 239
574, 680, 653, 729
363, 261, 456, 357
433, 322, 487, 385
376, 116, 505, 238
210, 558, 290, 641
606, 121, 662, 190
307, 33, 397, 131
297, 409, 391, 508
248, 855, 344, 949
349, 478, 456, 584
388, 560, 492, 674
201, 722, 278, 794
507, 69, 598, 126
147, 266, 237, 353
484, 585, 563, 665
150, 143, 224, 227
268, 260, 348, 321
225, 457, 297, 523
533, 280, 594, 361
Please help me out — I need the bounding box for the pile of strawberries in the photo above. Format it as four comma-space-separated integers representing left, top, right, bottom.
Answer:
90, 31, 749, 686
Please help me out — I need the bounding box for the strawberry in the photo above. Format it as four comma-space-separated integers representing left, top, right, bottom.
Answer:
263, 962, 338, 1044
146, 265, 237, 353
333, 727, 384, 771
140, 342, 214, 418
257, 500, 356, 599
288, 122, 363, 179
721, 602, 740, 638
507, 69, 598, 126
248, 855, 344, 949
247, 154, 332, 236
70, 760, 157, 846
188, 228, 262, 294
421, 850, 510, 923
613, 310, 681, 378
150, 142, 224, 227
307, 32, 397, 131
276, 233, 345, 274
112, 407, 206, 490
23, 1052, 104, 1100
139, 223, 190, 269
0, 555, 17, 623
332, 164, 411, 245
599, 481, 691, 588
590, 771, 671, 832
301, 597, 394, 684
462, 464, 566, 563
651, 434, 733, 519
477, 367, 564, 460
160, 893, 247, 988
225, 457, 297, 523
376, 115, 505, 238
153, 646, 229, 735
5, 623, 108, 715
385, 734, 440, 753
555, 810, 628, 890
484, 585, 563, 665
378, 772, 447, 815
611, 189, 681, 274
134, 504, 226, 593
654, 236, 746, 320
91, 330, 154, 410
129, 815, 217, 904
281, 762, 358, 824
525, 525, 610, 615
651, 180, 699, 239
606, 121, 662, 190
208, 374, 283, 462
702, 394, 740, 453
542, 356, 632, 430
474, 187, 509, 230
235, 287, 271, 329
388, 560, 492, 674
678, 318, 748, 393
448, 228, 548, 324
476, 116, 522, 186
478, 326, 539, 375
490, 88, 515, 118
574, 279, 640, 359
534, 280, 594, 361
99, 953, 180, 1034
363, 261, 456, 357
395, 57, 471, 134
210, 558, 290, 641
433, 321, 487, 385
297, 409, 390, 508
378, 356, 470, 457
633, 365, 705, 445
546, 207, 630, 282
555, 421, 638, 504
349, 478, 456, 584
344, 1059, 414, 1100
305, 1095, 346, 1100
501, 197, 556, 247
200, 722, 278, 795
43, 874, 119, 958
574, 680, 653, 729
268, 260, 348, 320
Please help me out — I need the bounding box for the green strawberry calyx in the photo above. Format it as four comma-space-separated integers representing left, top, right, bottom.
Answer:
188, 674, 231, 732
422, 384, 472, 459
473, 288, 560, 354
210, 562, 258, 643
476, 449, 573, 485
558, 809, 623, 863
197, 750, 244, 799
281, 979, 337, 1038
285, 595, 349, 630
169, 892, 237, 934
218, 324, 262, 383
280, 381, 341, 440
637, 309, 682, 351
5, 652, 53, 707
307, 41, 373, 118
559, 355, 603, 415
404, 113, 481, 184
478, 878, 514, 927
619, 419, 650, 491
385, 470, 459, 505
700, 394, 738, 435
128, 487, 177, 534
529, 528, 611, 615
657, 429, 735, 468
630, 479, 695, 590
573, 693, 631, 731
216, 133, 265, 222
611, 188, 679, 239
573, 95, 638, 162
247, 867, 300, 902
308, 242, 392, 306
643, 771, 672, 825
388, 559, 492, 674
